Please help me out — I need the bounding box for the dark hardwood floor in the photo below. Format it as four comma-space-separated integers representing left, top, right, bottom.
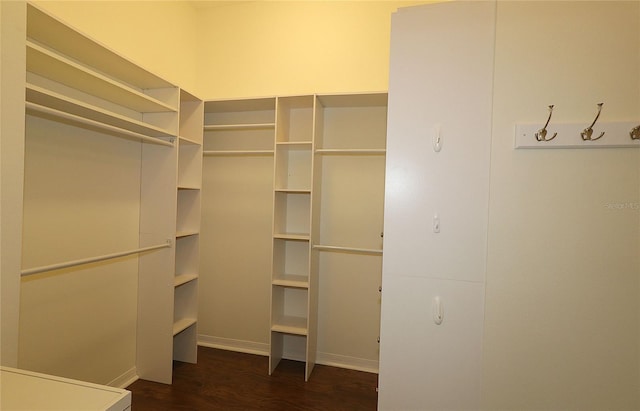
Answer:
127, 346, 378, 410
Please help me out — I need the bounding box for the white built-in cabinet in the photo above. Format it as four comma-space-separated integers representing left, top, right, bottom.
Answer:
378, 2, 495, 409
201, 93, 386, 380
23, 2, 200, 385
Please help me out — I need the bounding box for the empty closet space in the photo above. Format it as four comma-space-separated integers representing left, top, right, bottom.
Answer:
200, 98, 276, 351
199, 93, 388, 377
313, 94, 387, 372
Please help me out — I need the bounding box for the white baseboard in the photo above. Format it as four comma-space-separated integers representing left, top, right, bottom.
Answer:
198, 334, 378, 374
198, 334, 269, 356
316, 352, 378, 374
108, 366, 138, 389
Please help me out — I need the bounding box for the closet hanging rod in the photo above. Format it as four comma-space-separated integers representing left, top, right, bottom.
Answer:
25, 102, 174, 147
21, 242, 171, 277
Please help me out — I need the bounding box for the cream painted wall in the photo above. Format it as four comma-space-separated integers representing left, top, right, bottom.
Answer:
482, 2, 640, 409
33, 0, 199, 94
195, 1, 432, 99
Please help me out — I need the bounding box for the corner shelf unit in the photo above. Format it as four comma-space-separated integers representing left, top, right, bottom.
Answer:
269, 95, 317, 381
25, 2, 200, 385
173, 89, 203, 364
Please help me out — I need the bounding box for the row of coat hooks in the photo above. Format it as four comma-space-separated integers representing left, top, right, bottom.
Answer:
515, 103, 640, 149
535, 103, 640, 142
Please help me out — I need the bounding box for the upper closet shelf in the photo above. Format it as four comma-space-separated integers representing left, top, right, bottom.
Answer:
26, 84, 175, 139
27, 2, 174, 90
27, 41, 177, 114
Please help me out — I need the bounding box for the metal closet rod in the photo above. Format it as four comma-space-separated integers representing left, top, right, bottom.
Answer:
21, 242, 171, 277
25, 102, 174, 147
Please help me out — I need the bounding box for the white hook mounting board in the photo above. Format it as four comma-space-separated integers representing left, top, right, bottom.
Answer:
515, 121, 640, 149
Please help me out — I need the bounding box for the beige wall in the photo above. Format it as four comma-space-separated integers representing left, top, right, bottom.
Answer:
195, 1, 432, 99
483, 2, 640, 409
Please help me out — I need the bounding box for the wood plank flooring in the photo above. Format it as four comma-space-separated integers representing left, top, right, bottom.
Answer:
127, 347, 379, 410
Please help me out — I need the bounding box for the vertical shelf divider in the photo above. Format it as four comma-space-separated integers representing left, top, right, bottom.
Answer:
269, 95, 317, 380
173, 89, 203, 365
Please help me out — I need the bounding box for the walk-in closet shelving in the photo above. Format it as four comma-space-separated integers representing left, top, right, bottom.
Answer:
23, 1, 198, 386
270, 95, 317, 381
312, 93, 387, 373
173, 89, 203, 364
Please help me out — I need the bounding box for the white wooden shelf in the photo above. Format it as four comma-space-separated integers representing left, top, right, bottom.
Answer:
176, 230, 199, 238
271, 316, 308, 336
276, 141, 313, 147
174, 273, 198, 288
272, 274, 309, 288
315, 148, 386, 155
313, 244, 383, 255
172, 318, 197, 336
204, 123, 275, 131
274, 188, 311, 194
274, 233, 310, 241
203, 150, 274, 156
179, 135, 201, 145
27, 41, 176, 113
26, 84, 175, 139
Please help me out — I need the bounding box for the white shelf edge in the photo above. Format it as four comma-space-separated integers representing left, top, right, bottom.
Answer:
172, 318, 197, 336
203, 150, 274, 156
179, 135, 202, 145
271, 316, 308, 336
315, 148, 386, 155
204, 123, 275, 130
274, 188, 311, 194
272, 275, 309, 289
176, 230, 199, 238
274, 233, 310, 241
313, 244, 383, 255
174, 273, 198, 288
275, 141, 313, 146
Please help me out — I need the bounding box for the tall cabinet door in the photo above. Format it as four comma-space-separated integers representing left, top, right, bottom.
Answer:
378, 2, 495, 410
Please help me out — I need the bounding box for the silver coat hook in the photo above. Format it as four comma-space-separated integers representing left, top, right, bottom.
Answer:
581, 103, 605, 141
630, 125, 640, 140
535, 105, 557, 142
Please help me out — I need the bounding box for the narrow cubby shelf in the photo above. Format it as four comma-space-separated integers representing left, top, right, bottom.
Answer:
179, 136, 201, 145
272, 275, 309, 289
315, 149, 386, 155
204, 123, 275, 131
203, 150, 274, 156
271, 317, 308, 336
174, 273, 198, 287
176, 231, 199, 239
273, 233, 310, 241
313, 244, 383, 255
172, 318, 197, 336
